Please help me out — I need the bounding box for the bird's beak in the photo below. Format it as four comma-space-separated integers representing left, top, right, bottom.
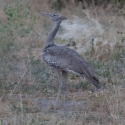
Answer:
43, 12, 51, 17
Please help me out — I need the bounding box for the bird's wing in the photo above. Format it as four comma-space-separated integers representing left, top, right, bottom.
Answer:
43, 46, 78, 70
42, 45, 101, 88
43, 46, 98, 78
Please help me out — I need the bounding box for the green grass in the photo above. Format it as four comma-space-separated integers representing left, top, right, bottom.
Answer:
0, 1, 125, 125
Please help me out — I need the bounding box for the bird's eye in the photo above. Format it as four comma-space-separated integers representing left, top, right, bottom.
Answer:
53, 14, 56, 16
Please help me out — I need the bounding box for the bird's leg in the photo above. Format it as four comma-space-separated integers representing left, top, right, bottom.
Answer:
52, 69, 63, 106
56, 75, 63, 105
62, 71, 67, 103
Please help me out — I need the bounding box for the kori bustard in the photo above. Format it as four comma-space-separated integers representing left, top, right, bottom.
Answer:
42, 12, 101, 104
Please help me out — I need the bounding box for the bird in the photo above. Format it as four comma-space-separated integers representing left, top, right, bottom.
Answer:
42, 12, 102, 105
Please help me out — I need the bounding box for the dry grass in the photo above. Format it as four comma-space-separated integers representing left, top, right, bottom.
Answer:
0, 0, 125, 125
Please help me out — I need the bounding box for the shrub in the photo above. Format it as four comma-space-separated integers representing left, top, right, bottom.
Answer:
0, 4, 37, 85
0, 4, 37, 54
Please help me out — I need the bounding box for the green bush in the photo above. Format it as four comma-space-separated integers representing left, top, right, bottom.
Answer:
48, 0, 125, 11
0, 4, 37, 85
0, 4, 36, 54
48, 0, 65, 11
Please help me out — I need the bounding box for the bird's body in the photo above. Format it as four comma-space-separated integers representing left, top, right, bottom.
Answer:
42, 45, 100, 86
42, 12, 101, 105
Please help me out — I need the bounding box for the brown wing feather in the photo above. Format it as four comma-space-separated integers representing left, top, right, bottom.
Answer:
42, 45, 101, 88
43, 46, 97, 76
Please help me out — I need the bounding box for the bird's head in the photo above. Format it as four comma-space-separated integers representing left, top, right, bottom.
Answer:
43, 12, 66, 22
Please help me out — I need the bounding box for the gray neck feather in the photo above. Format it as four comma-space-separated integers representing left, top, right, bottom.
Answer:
45, 21, 61, 48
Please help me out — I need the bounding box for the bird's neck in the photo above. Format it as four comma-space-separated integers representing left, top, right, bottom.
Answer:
45, 21, 61, 48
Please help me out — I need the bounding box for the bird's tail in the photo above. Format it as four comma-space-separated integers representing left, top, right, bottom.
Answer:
81, 65, 102, 88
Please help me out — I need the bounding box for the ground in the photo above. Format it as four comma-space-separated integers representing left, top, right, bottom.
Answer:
0, 0, 125, 125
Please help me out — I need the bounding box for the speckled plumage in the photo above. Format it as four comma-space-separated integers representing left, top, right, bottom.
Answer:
42, 12, 101, 105
42, 44, 101, 87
